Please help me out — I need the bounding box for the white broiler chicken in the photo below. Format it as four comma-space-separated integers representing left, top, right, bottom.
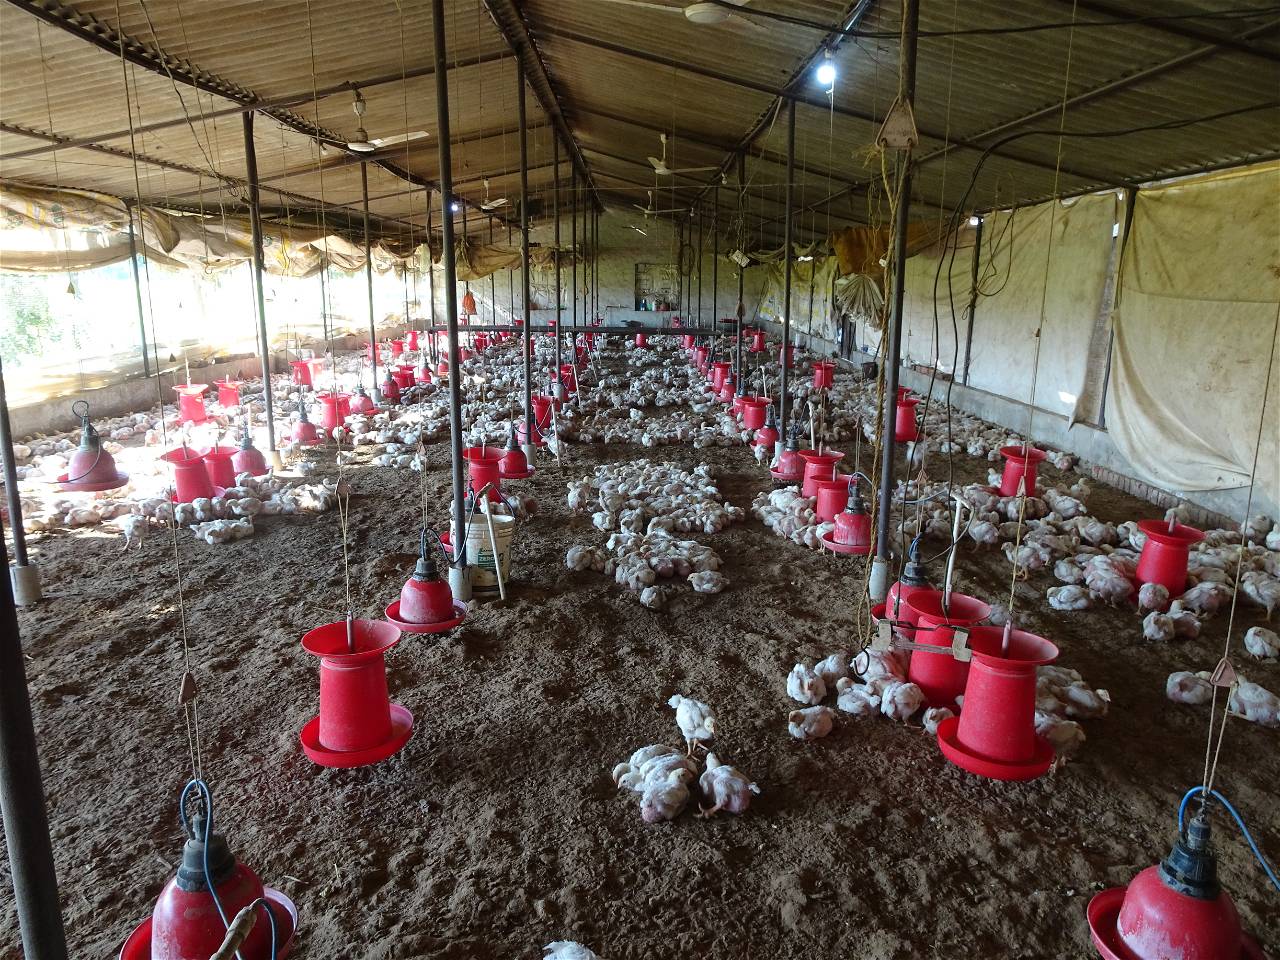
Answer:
1034, 712, 1086, 760
544, 942, 603, 960
1244, 625, 1280, 660
1228, 678, 1280, 728
1047, 585, 1092, 611
1239, 571, 1280, 618
1137, 582, 1171, 614
786, 663, 828, 705
1167, 601, 1202, 639
668, 694, 718, 755
698, 753, 760, 817
922, 707, 954, 735
1166, 671, 1213, 705
787, 705, 834, 740
854, 648, 907, 684
879, 680, 926, 722
834, 677, 881, 716
1179, 580, 1232, 617
813, 652, 851, 689
1143, 611, 1176, 643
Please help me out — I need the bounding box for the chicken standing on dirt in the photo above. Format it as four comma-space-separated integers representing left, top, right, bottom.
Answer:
668, 693, 718, 755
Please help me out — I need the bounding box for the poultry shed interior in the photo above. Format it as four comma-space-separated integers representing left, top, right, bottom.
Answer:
0, 1, 1278, 958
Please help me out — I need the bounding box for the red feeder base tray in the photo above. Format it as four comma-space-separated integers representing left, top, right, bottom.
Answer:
300, 702, 413, 768
55, 470, 129, 493
936, 716, 1054, 781
769, 466, 803, 484
1086, 886, 1266, 960
499, 465, 535, 480
119, 886, 298, 960
819, 531, 871, 555
384, 599, 467, 635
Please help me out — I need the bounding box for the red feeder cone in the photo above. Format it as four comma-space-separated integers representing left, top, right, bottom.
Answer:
799, 449, 845, 498
58, 401, 129, 492
559, 363, 578, 395
381, 372, 401, 404
742, 397, 768, 431
300, 619, 412, 768
749, 328, 766, 353
436, 358, 450, 379
635, 332, 649, 348
1087, 812, 1266, 960
770, 429, 806, 483
694, 345, 710, 372
289, 359, 314, 387
391, 367, 415, 391
405, 329, 420, 350
385, 528, 466, 634
119, 788, 298, 960
231, 427, 268, 477
937, 625, 1058, 780
315, 392, 349, 434
390, 338, 406, 358
291, 403, 321, 446
895, 396, 920, 443
717, 375, 735, 404
886, 539, 932, 638
1136, 520, 1205, 598
161, 445, 218, 503
200, 446, 238, 488
998, 443, 1048, 497
814, 477, 849, 523
821, 481, 872, 555
682, 334, 696, 351
463, 444, 505, 499
349, 383, 375, 415
813, 360, 835, 390
754, 405, 780, 450
215, 378, 243, 408
780, 343, 794, 368
416, 362, 433, 385
173, 383, 209, 425
905, 591, 993, 707
499, 425, 534, 480
532, 393, 554, 433
710, 361, 731, 392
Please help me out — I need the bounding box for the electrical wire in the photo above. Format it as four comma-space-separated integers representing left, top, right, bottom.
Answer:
1178, 786, 1280, 894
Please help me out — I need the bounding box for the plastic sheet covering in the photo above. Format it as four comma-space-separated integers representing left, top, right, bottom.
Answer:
965, 193, 1118, 419
755, 256, 839, 343
829, 221, 948, 277
1108, 162, 1279, 511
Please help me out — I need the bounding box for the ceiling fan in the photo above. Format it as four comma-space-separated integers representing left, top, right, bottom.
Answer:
648, 133, 719, 176
345, 89, 429, 154
633, 190, 688, 218
595, 0, 763, 28
479, 178, 509, 211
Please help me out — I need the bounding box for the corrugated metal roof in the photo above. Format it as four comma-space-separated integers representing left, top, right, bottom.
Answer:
1, 0, 1277, 246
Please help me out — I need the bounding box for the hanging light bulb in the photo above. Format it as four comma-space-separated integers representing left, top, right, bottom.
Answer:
815, 49, 837, 88
450, 202, 461, 213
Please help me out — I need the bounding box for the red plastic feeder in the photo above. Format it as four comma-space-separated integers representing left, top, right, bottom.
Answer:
717, 376, 735, 404
814, 477, 849, 523
682, 334, 696, 351
516, 420, 545, 448
391, 367, 415, 391
201, 446, 238, 488
300, 619, 412, 768
315, 392, 351, 433
385, 528, 467, 634
998, 444, 1048, 497
560, 363, 578, 394
710, 360, 731, 392
635, 332, 649, 348
58, 402, 129, 492
231, 431, 269, 476
780, 343, 795, 368
1087, 812, 1266, 960
390, 338, 406, 358
215, 378, 243, 408
895, 396, 920, 443
749, 328, 766, 353
365, 341, 379, 363
753, 405, 779, 449
694, 345, 710, 371
416, 364, 433, 385
886, 545, 932, 637
291, 405, 322, 446
937, 625, 1057, 781
381, 373, 402, 404
161, 446, 217, 503
799, 449, 845, 498
405, 329, 420, 350
813, 360, 835, 390
897, 385, 911, 402
1136, 520, 1205, 599
474, 332, 490, 352
173, 383, 209, 425
500, 425, 535, 480
463, 445, 505, 499
905, 591, 993, 707
118, 794, 298, 960
289, 359, 314, 387
770, 436, 805, 484
532, 393, 554, 431
436, 359, 450, 378
821, 490, 872, 555
349, 385, 375, 415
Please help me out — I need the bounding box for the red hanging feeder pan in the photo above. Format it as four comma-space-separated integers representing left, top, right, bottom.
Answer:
813, 477, 849, 523
754, 404, 780, 450
812, 360, 835, 390
314, 392, 350, 434
499, 424, 535, 480
385, 528, 467, 634
936, 625, 1058, 781
173, 383, 209, 425
635, 332, 649, 348
998, 443, 1048, 497
215, 378, 244, 408
57, 401, 129, 492
380, 372, 401, 404
741, 396, 769, 432
289, 359, 314, 388
161, 445, 222, 503
749, 328, 766, 353
717, 375, 735, 404
349, 383, 376, 415
1087, 810, 1267, 960
290, 401, 322, 446
905, 590, 992, 707
1136, 520, 1205, 599
300, 618, 413, 768
821, 479, 872, 555
710, 361, 731, 393
770, 428, 806, 483
231, 425, 269, 477
405, 329, 421, 351
118, 781, 297, 960
799, 448, 845, 498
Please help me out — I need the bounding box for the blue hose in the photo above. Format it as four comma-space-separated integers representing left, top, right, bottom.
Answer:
1179, 786, 1280, 893
179, 779, 279, 960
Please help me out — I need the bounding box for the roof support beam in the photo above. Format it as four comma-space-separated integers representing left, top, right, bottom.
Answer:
1061, 0, 1280, 65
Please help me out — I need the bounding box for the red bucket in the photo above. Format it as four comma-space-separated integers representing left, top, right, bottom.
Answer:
895, 397, 920, 443
172, 384, 208, 425
813, 360, 835, 390
799, 449, 845, 498
813, 478, 850, 523
998, 444, 1048, 497
200, 446, 238, 489
463, 445, 504, 500
161, 446, 216, 503
905, 591, 993, 707
1135, 520, 1204, 598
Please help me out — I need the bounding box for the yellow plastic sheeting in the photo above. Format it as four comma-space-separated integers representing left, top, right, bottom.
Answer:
966, 193, 1118, 418
829, 221, 948, 278
1109, 162, 1279, 510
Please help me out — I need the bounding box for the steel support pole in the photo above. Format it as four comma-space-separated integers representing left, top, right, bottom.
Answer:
777, 100, 796, 457
571, 171, 578, 344
242, 112, 280, 466
518, 61, 534, 454
553, 137, 562, 390
961, 217, 983, 385
427, 233, 438, 364
361, 162, 380, 402
431, 0, 468, 580
696, 206, 703, 331
736, 153, 746, 387
125, 206, 150, 378
875, 0, 922, 564
0, 511, 67, 960
1, 357, 38, 608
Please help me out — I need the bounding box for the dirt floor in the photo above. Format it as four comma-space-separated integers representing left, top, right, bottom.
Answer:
2, 364, 1278, 959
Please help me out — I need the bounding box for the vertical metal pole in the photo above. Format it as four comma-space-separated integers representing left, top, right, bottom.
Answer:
125, 206, 150, 378
696, 206, 703, 330
488, 218, 496, 324
777, 99, 796, 456
571, 171, 578, 344
0, 504, 68, 960
361, 162, 380, 401
961, 216, 983, 385
594, 209, 599, 321
242, 112, 279, 465
507, 223, 515, 327
876, 0, 921, 563
0, 359, 30, 571
736, 152, 746, 386
711, 186, 719, 353
676, 219, 684, 321
518, 61, 534, 452
431, 0, 467, 575
427, 230, 438, 364
553, 136, 562, 388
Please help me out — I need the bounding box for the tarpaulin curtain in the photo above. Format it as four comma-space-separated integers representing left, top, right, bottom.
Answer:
755, 256, 839, 343
966, 193, 1118, 419
1108, 161, 1280, 514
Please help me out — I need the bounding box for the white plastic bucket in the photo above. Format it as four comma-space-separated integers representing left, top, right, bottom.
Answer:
465, 513, 516, 595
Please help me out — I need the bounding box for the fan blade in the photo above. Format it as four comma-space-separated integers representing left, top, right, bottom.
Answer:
730, 11, 768, 31
658, 165, 720, 174
647, 156, 665, 170
371, 130, 429, 148
594, 0, 684, 9
480, 198, 509, 210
